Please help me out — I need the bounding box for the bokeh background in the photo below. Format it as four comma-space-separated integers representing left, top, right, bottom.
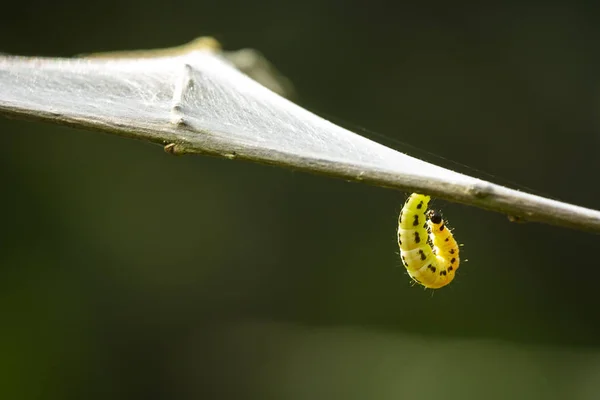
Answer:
2, 2, 600, 399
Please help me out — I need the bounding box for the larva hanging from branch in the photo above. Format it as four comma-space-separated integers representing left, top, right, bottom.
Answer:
397, 193, 460, 289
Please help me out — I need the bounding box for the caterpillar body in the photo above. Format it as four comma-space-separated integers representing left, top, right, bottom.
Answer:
397, 193, 460, 289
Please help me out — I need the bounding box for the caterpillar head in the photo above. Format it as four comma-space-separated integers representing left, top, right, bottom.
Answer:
427, 210, 443, 225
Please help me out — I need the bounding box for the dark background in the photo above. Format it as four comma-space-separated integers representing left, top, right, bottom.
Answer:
1, 2, 600, 399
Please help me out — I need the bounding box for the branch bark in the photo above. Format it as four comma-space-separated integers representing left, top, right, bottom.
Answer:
1, 38, 599, 233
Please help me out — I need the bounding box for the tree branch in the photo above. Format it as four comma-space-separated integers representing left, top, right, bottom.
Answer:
1, 38, 599, 233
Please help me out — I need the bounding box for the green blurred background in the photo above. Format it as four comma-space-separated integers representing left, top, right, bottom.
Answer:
1, 2, 600, 399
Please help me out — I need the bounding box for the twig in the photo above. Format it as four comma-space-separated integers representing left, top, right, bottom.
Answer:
1, 38, 599, 233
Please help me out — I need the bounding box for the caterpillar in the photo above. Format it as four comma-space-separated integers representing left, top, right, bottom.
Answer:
397, 193, 460, 289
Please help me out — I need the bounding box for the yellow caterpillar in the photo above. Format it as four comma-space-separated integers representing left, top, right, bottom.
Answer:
397, 193, 460, 289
